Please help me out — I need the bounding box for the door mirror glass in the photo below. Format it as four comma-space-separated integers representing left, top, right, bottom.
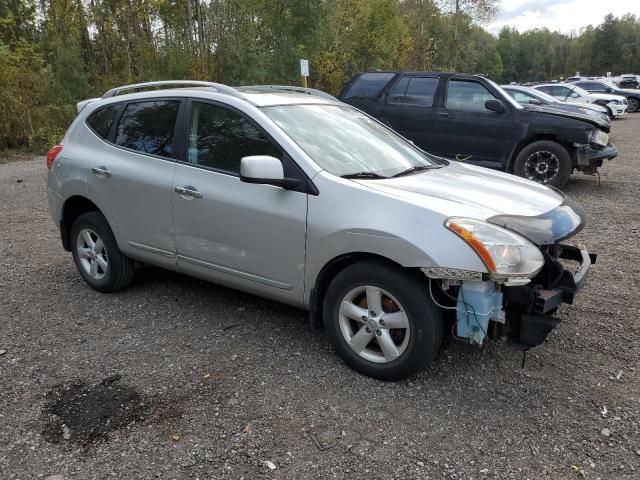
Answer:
240, 155, 286, 186
485, 99, 506, 113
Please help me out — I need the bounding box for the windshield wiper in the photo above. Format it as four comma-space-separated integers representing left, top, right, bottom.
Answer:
341, 172, 387, 179
391, 164, 441, 178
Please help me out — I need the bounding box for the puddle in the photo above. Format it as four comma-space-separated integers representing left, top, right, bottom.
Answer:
41, 374, 150, 445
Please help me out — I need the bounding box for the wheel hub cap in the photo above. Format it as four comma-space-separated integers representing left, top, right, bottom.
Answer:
338, 286, 411, 364
76, 228, 108, 280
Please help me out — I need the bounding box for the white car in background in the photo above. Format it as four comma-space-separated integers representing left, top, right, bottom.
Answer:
534, 83, 627, 119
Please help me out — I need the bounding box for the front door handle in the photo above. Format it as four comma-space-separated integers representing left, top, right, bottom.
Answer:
175, 185, 203, 199
438, 111, 450, 118
91, 166, 111, 178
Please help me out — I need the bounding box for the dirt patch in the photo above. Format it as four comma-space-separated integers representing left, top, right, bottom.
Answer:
41, 375, 150, 446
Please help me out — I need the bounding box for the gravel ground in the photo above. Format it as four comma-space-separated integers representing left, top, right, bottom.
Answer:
1, 118, 639, 480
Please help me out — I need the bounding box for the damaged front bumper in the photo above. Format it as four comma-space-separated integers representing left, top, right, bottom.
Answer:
576, 143, 618, 168
429, 243, 594, 350
501, 243, 595, 349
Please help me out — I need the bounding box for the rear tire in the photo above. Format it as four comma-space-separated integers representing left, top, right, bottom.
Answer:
323, 260, 443, 380
513, 140, 572, 188
70, 211, 135, 292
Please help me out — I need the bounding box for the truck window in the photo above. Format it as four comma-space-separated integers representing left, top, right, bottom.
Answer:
446, 80, 497, 111
404, 78, 438, 106
342, 73, 395, 100
388, 77, 409, 104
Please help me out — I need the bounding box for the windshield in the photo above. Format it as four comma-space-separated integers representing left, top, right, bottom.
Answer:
528, 88, 559, 103
263, 104, 437, 177
486, 79, 522, 109
569, 85, 590, 97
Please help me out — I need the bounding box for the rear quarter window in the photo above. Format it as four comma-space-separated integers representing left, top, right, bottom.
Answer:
342, 73, 395, 100
86, 105, 121, 139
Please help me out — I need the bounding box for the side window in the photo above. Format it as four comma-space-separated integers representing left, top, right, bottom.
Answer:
555, 86, 571, 98
187, 102, 281, 174
86, 104, 121, 139
115, 100, 179, 158
537, 86, 554, 96
388, 77, 409, 104
446, 80, 497, 111
342, 73, 395, 100
404, 77, 438, 106
580, 82, 604, 92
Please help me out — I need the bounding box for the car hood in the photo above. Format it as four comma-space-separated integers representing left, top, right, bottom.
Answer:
522, 104, 610, 131
590, 92, 627, 102
614, 88, 640, 96
354, 162, 586, 244
356, 161, 563, 220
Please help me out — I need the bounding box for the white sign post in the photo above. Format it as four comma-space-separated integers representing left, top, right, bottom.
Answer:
300, 59, 309, 88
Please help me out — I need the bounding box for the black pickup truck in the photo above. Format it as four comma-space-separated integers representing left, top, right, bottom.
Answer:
339, 72, 617, 188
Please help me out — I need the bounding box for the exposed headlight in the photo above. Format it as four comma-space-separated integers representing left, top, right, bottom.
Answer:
590, 129, 609, 147
445, 218, 544, 279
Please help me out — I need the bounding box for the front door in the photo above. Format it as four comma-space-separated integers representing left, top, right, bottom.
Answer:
172, 100, 308, 304
435, 78, 517, 169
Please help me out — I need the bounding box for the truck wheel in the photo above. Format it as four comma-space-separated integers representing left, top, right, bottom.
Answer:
627, 97, 639, 113
323, 260, 443, 381
513, 140, 572, 188
70, 211, 135, 292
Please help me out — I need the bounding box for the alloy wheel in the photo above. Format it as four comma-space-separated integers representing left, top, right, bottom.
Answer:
338, 286, 410, 364
524, 150, 560, 183
76, 228, 108, 280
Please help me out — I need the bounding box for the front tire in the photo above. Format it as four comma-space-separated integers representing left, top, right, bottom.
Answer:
70, 211, 135, 292
513, 140, 572, 188
627, 97, 639, 113
323, 261, 443, 380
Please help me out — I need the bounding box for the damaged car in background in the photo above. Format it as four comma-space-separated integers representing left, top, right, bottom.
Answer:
48, 81, 594, 380
339, 71, 617, 188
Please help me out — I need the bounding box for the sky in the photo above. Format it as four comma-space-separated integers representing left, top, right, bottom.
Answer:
489, 0, 640, 35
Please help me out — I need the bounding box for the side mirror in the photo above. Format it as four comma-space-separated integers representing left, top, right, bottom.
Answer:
485, 99, 506, 113
240, 155, 301, 189
605, 88, 612, 93
570, 92, 579, 98
528, 98, 543, 105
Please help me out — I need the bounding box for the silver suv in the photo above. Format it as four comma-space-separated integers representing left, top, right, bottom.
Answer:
47, 80, 594, 380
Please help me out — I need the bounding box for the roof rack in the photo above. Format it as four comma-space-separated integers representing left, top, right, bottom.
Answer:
244, 85, 337, 100
102, 80, 243, 99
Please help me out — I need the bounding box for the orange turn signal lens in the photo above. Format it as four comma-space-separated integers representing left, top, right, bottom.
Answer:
447, 222, 497, 272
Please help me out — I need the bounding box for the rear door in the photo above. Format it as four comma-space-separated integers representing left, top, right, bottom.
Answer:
376, 76, 441, 153
171, 100, 308, 304
85, 99, 180, 267
434, 78, 517, 168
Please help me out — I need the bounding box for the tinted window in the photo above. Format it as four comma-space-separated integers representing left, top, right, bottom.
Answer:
115, 101, 179, 158
536, 86, 554, 95
446, 80, 496, 111
388, 77, 409, 104
577, 81, 606, 92
187, 102, 280, 174
343, 73, 395, 100
87, 105, 120, 139
405, 77, 438, 106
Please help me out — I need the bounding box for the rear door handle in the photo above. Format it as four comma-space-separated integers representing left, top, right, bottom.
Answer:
175, 185, 203, 199
91, 166, 111, 178
438, 111, 450, 118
